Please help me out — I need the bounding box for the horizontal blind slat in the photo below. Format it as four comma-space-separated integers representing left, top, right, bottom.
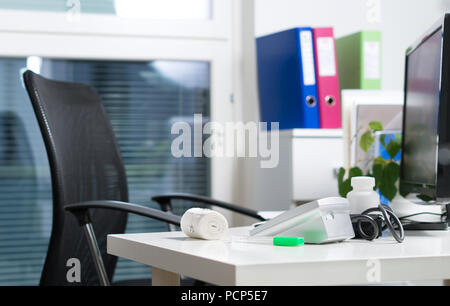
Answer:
0, 57, 210, 285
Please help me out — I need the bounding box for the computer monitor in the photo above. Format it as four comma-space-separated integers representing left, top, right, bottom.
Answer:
400, 14, 450, 202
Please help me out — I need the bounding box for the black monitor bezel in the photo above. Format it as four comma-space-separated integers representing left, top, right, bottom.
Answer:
400, 14, 450, 201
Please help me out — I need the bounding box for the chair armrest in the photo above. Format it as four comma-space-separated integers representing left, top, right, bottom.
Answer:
151, 193, 266, 221
65, 200, 181, 226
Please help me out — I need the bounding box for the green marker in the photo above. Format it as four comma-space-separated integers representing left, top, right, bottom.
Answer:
273, 236, 304, 247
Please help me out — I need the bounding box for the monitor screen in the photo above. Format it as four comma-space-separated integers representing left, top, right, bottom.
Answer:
402, 28, 442, 187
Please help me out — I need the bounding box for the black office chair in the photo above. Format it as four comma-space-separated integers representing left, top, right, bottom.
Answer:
22, 70, 265, 286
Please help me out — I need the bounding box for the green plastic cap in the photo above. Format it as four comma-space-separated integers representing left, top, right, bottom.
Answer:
273, 237, 305, 247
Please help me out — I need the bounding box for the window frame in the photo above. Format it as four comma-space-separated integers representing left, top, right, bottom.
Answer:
0, 0, 234, 203
0, 0, 230, 40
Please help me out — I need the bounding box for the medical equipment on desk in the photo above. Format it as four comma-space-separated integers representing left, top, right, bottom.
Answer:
250, 197, 355, 244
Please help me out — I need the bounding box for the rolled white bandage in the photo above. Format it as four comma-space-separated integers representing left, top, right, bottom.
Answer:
181, 208, 228, 240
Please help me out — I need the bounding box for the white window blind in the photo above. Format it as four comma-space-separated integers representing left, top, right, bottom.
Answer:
0, 57, 211, 284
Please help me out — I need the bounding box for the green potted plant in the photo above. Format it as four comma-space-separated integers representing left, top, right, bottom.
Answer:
337, 121, 402, 202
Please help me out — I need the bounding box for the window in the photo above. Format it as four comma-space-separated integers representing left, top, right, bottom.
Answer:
0, 57, 211, 284
0, 0, 232, 286
115, 0, 212, 20
0, 0, 116, 14
0, 0, 228, 40
0, 0, 212, 20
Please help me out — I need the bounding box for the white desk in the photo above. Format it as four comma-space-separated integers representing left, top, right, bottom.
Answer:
107, 227, 450, 286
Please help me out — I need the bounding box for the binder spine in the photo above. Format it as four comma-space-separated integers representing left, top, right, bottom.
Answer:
336, 31, 382, 90
360, 31, 382, 90
297, 28, 320, 129
313, 27, 342, 129
256, 28, 320, 130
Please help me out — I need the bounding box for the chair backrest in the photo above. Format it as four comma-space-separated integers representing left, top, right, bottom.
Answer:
22, 71, 129, 285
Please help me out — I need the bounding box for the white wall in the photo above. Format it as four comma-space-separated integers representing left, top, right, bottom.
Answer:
255, 0, 450, 90
230, 0, 263, 226
232, 0, 450, 221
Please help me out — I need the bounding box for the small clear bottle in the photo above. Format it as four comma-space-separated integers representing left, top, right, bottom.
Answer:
346, 176, 380, 214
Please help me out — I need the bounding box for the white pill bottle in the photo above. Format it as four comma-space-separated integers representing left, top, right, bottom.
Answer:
346, 176, 380, 214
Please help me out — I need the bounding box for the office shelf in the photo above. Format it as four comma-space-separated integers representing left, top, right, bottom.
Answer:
279, 128, 343, 138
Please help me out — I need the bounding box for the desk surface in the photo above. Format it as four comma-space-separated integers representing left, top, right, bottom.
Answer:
107, 227, 450, 285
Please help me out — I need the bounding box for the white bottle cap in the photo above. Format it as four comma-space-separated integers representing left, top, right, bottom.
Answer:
351, 176, 375, 191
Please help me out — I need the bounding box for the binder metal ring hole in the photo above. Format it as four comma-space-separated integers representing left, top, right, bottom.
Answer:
325, 96, 335, 106
306, 96, 316, 107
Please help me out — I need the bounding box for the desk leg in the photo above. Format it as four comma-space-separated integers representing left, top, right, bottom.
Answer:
152, 267, 180, 286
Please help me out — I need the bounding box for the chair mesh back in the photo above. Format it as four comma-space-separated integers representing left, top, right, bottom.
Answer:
23, 71, 128, 285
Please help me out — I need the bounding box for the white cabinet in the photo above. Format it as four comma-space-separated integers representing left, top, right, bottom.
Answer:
291, 129, 343, 202
252, 129, 343, 211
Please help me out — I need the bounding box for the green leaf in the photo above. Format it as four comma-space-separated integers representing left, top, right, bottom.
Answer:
385, 139, 401, 160
349, 167, 363, 178
373, 156, 387, 166
338, 167, 364, 198
379, 181, 397, 201
380, 134, 387, 149
369, 121, 383, 132
394, 133, 402, 144
360, 131, 374, 153
339, 179, 352, 198
337, 167, 345, 183
416, 194, 433, 202
399, 188, 409, 198
372, 162, 400, 201
372, 163, 383, 189
383, 162, 400, 185
337, 168, 352, 198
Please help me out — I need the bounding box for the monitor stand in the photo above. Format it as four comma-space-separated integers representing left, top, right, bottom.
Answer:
389, 195, 449, 231
402, 222, 448, 231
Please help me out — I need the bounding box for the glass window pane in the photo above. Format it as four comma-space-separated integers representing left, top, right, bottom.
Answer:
0, 0, 116, 14
115, 0, 212, 20
0, 0, 212, 20
0, 57, 211, 284
0, 58, 52, 285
